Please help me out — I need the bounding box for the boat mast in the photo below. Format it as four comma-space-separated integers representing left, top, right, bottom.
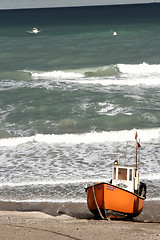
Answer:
135, 131, 141, 169
135, 132, 138, 169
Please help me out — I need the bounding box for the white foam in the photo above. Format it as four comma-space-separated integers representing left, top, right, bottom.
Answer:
0, 178, 108, 188
75, 77, 160, 86
31, 70, 83, 79
146, 197, 160, 202
23, 63, 160, 87
0, 128, 160, 147
1, 197, 160, 203
118, 62, 160, 75
0, 136, 35, 147
0, 198, 86, 203
141, 173, 160, 181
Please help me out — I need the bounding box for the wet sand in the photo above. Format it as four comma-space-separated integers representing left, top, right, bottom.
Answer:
0, 211, 160, 240
0, 200, 160, 239
0, 200, 160, 222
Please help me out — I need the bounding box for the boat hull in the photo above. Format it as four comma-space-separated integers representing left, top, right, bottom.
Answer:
87, 182, 145, 219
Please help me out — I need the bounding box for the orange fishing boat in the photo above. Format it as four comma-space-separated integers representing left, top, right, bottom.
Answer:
85, 132, 146, 220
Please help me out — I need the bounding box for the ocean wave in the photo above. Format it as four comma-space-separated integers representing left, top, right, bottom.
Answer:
0, 178, 108, 188
22, 63, 160, 87
0, 128, 160, 147
84, 62, 160, 78
141, 173, 160, 181
24, 66, 118, 80
0, 172, 159, 188
1, 64, 160, 90
0, 198, 86, 203
146, 197, 160, 202
27, 70, 84, 80
118, 62, 160, 75
26, 62, 160, 78
76, 77, 160, 86
0, 63, 160, 82
84, 65, 120, 77
1, 197, 160, 203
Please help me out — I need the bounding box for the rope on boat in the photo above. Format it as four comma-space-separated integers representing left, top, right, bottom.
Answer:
92, 184, 105, 220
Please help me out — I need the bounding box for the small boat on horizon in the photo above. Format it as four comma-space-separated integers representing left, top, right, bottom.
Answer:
32, 27, 40, 34
85, 132, 146, 220
28, 27, 40, 34
113, 31, 117, 36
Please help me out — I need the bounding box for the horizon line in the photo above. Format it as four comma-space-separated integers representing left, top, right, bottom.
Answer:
0, 2, 158, 11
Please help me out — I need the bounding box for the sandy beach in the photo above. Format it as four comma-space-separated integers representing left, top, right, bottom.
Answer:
0, 200, 160, 240
0, 210, 160, 240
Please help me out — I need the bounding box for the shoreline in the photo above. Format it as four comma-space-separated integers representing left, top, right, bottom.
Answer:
0, 200, 159, 223
0, 211, 159, 240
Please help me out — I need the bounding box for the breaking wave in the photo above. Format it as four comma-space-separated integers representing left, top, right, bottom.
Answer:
0, 198, 86, 203
1, 63, 160, 90
141, 173, 160, 181
0, 128, 160, 147
30, 70, 83, 79
84, 65, 119, 77
20, 63, 160, 88
24, 62, 160, 79
23, 65, 119, 80
0, 178, 108, 188
118, 62, 160, 75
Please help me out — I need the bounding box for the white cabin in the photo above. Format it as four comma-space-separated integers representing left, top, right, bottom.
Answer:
112, 160, 139, 193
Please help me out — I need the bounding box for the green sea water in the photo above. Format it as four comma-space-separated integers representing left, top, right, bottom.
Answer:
0, 4, 159, 209
0, 4, 160, 72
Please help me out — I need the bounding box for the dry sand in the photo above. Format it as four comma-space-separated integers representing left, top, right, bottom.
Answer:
0, 211, 159, 240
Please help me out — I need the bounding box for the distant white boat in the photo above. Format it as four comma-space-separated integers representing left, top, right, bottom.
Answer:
113, 31, 117, 36
28, 27, 40, 34
32, 27, 40, 34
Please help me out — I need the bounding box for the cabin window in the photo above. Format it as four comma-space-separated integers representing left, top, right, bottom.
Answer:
118, 168, 127, 180
113, 167, 116, 179
129, 169, 132, 181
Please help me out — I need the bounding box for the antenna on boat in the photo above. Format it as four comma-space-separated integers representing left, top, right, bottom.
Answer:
135, 132, 138, 169
138, 138, 141, 169
124, 141, 128, 165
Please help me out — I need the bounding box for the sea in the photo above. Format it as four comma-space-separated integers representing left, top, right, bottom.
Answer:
0, 3, 160, 221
